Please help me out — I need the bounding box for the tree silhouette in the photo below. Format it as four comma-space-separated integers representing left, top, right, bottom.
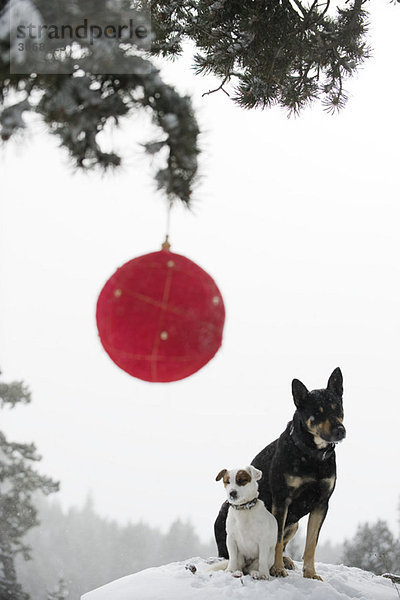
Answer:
0, 372, 59, 600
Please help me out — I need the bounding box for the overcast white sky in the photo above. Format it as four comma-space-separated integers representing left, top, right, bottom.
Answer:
1, 3, 399, 548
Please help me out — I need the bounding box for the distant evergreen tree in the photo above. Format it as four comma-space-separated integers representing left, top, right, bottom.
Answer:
16, 497, 215, 600
342, 520, 400, 575
315, 539, 343, 565
47, 579, 69, 600
398, 496, 400, 538
0, 372, 59, 600
159, 518, 210, 564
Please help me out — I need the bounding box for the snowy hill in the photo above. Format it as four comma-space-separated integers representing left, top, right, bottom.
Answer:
81, 558, 399, 600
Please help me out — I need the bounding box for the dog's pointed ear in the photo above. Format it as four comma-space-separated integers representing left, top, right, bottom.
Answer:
327, 367, 343, 397
216, 469, 227, 482
248, 466, 262, 481
292, 378, 309, 408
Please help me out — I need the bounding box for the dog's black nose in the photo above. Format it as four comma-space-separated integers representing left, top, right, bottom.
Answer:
332, 424, 346, 441
229, 490, 238, 499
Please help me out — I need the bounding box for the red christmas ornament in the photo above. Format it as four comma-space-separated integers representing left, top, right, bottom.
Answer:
96, 240, 225, 382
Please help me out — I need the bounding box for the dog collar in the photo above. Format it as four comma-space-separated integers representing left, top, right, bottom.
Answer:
229, 498, 258, 510
289, 423, 335, 461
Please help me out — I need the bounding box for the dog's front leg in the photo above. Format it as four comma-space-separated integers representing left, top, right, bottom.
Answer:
227, 535, 242, 577
255, 543, 271, 580
303, 504, 328, 580
270, 502, 289, 577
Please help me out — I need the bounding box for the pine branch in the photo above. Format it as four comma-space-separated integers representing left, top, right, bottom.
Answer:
0, 0, 200, 206
151, 0, 371, 114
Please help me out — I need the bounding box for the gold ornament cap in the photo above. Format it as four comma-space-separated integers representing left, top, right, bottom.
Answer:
162, 235, 171, 251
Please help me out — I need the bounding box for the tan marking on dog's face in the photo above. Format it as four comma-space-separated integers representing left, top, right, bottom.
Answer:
306, 417, 332, 439
318, 419, 332, 438
305, 418, 330, 448
319, 406, 324, 413
306, 417, 315, 430
313, 435, 329, 449
235, 469, 252, 486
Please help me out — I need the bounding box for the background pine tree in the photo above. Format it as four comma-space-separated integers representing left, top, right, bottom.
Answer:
342, 519, 400, 575
15, 496, 215, 600
47, 579, 69, 600
0, 372, 59, 600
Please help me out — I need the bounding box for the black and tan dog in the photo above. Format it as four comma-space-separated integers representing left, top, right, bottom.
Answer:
214, 368, 345, 581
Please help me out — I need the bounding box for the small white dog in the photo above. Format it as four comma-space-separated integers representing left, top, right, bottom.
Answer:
215, 466, 277, 579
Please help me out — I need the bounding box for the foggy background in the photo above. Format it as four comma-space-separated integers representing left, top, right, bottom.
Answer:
0, 2, 399, 595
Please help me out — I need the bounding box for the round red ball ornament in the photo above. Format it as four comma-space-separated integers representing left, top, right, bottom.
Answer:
96, 242, 225, 382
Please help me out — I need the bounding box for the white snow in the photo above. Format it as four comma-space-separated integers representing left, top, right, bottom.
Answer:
81, 558, 399, 600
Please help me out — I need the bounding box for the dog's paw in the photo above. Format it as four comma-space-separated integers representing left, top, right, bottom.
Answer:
283, 556, 296, 570
303, 568, 323, 581
250, 570, 268, 580
232, 570, 244, 578
270, 564, 288, 578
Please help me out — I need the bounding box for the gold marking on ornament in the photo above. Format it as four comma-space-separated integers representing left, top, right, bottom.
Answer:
212, 296, 220, 305
160, 331, 168, 341
114, 289, 122, 298
167, 260, 175, 268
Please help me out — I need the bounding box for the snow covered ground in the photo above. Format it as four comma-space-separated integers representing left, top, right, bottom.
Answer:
82, 558, 399, 600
